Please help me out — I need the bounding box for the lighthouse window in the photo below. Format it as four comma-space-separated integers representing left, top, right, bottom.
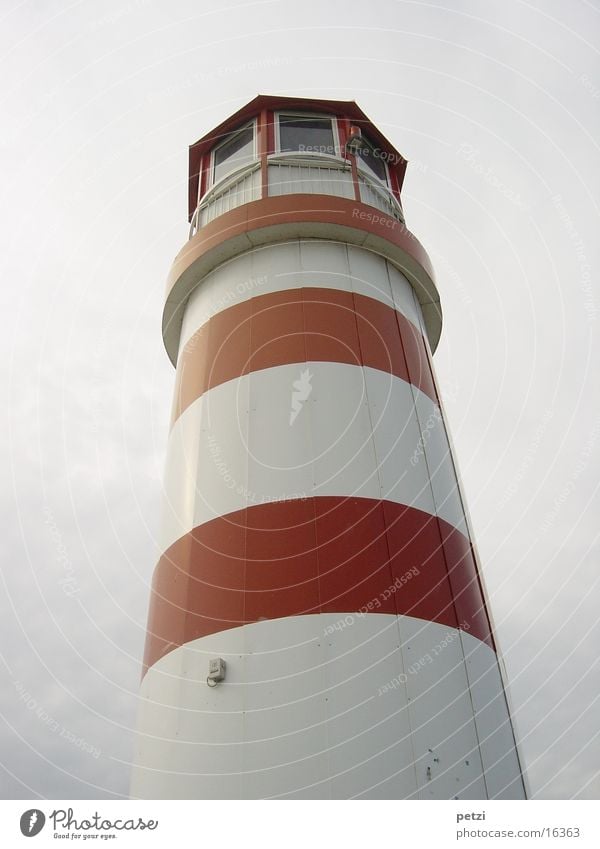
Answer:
355, 136, 389, 184
278, 114, 337, 156
212, 122, 255, 184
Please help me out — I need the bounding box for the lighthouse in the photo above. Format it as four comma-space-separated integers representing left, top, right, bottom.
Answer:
130, 95, 527, 799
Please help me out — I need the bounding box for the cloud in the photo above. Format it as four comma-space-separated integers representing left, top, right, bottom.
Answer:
1, 0, 598, 800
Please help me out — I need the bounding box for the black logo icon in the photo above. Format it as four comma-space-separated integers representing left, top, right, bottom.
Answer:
20, 810, 45, 837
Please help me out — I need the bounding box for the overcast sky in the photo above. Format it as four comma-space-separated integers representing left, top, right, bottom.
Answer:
0, 0, 599, 800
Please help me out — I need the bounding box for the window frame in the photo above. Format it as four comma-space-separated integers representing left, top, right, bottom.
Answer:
354, 133, 390, 186
209, 119, 257, 187
274, 111, 342, 160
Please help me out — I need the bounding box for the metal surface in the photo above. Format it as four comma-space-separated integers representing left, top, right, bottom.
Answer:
160, 363, 472, 554
178, 242, 422, 356
162, 196, 442, 366
131, 614, 520, 799
267, 158, 355, 201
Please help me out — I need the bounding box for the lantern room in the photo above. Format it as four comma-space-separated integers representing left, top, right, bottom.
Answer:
187, 95, 408, 236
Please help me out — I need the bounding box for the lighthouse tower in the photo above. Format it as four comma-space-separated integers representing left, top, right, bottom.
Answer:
130, 95, 527, 800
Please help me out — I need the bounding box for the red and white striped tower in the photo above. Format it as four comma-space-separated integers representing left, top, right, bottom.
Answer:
130, 96, 527, 799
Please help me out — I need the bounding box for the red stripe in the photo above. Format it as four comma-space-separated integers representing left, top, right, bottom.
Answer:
172, 288, 437, 425
142, 497, 494, 677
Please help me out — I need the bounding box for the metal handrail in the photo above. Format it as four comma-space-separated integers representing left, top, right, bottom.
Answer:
197, 159, 262, 208
189, 152, 404, 237
356, 169, 405, 222
189, 160, 262, 237
267, 151, 352, 170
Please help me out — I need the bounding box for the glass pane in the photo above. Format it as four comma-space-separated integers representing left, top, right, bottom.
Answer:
213, 125, 254, 183
279, 115, 335, 155
356, 140, 388, 183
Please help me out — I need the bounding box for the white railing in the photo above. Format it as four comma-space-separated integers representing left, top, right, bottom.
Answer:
188, 154, 404, 238
357, 171, 405, 223
189, 162, 262, 237
267, 154, 355, 200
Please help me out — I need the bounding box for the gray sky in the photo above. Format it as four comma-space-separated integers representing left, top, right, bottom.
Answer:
1, 0, 599, 799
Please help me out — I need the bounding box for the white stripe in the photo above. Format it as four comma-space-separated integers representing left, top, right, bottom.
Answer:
159, 362, 467, 554
461, 631, 527, 799
130, 614, 524, 799
178, 240, 423, 356
411, 388, 469, 536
